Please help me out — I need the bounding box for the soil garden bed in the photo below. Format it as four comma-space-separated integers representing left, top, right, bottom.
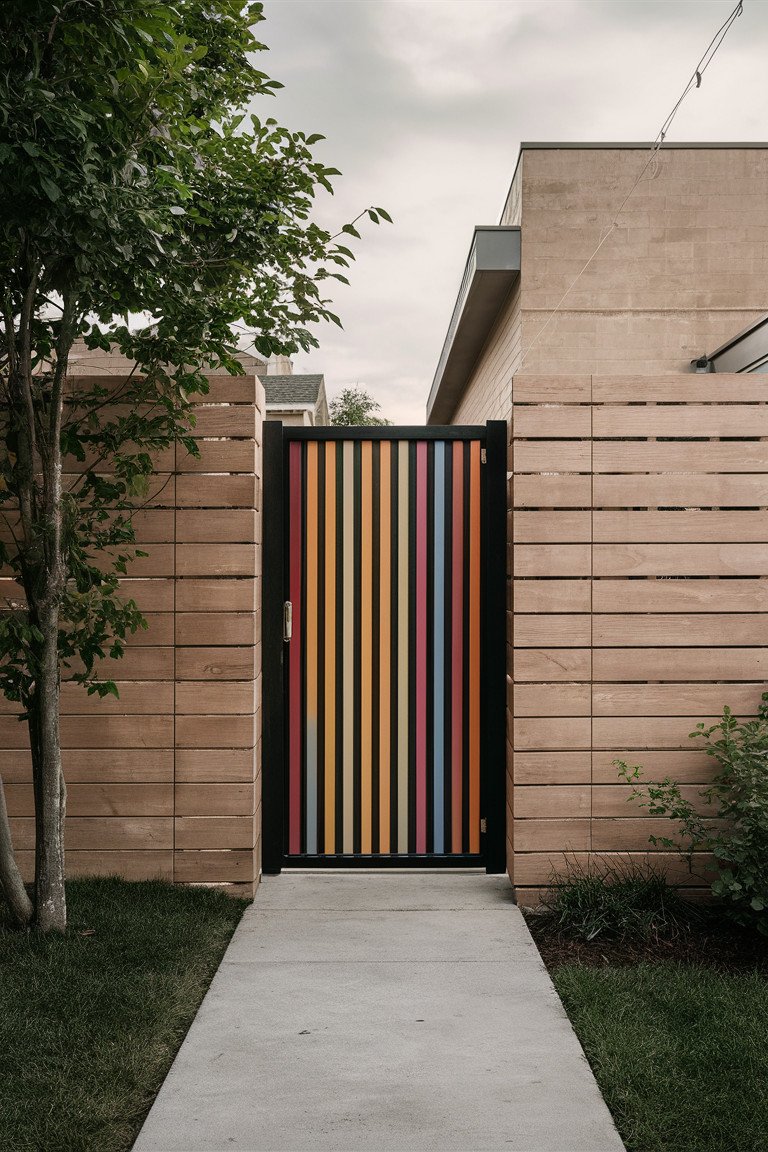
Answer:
524, 909, 768, 975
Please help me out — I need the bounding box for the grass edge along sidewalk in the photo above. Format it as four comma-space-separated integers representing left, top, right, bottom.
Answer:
552, 962, 768, 1152
526, 891, 768, 1152
0, 876, 248, 1152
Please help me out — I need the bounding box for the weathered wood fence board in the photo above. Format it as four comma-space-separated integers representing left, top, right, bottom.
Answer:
509, 372, 768, 899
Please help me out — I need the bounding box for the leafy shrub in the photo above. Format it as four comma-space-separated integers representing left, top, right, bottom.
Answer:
616, 693, 768, 935
538, 857, 694, 943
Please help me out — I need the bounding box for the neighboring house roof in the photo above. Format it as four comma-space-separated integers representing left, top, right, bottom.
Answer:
263, 374, 325, 405
264, 373, 329, 427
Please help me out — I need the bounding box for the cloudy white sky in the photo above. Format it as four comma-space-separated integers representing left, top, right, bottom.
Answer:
253, 0, 766, 423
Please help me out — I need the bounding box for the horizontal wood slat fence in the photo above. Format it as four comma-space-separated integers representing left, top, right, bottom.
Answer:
508, 373, 768, 902
1, 374, 263, 896
6, 367, 764, 900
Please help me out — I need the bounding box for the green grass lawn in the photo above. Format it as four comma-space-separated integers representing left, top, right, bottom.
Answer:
0, 876, 248, 1152
553, 962, 768, 1152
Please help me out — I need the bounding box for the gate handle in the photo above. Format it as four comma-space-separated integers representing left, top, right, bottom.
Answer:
283, 601, 292, 643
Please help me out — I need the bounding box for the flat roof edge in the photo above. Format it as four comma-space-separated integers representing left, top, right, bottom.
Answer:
520, 141, 768, 149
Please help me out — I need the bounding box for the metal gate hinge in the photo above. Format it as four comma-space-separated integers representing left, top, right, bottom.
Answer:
283, 601, 292, 642
480, 817, 487, 834
480, 448, 487, 464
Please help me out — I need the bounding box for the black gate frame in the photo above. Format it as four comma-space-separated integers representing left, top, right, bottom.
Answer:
262, 420, 507, 874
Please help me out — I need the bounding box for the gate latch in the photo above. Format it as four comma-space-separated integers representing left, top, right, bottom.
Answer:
283, 601, 292, 643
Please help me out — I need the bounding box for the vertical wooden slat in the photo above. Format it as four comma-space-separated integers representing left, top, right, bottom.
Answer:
468, 440, 481, 854
451, 440, 464, 853
379, 442, 392, 853
324, 442, 336, 853
305, 443, 319, 854
360, 441, 373, 853
433, 442, 446, 853
415, 441, 428, 854
342, 441, 355, 854
288, 441, 302, 855
397, 441, 410, 853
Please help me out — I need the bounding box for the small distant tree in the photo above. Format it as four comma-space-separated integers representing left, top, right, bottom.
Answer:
330, 386, 392, 426
0, 0, 387, 932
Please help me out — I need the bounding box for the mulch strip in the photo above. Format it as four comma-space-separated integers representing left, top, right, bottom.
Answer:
524, 911, 768, 974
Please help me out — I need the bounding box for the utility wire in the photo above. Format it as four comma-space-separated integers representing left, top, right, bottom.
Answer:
519, 0, 745, 369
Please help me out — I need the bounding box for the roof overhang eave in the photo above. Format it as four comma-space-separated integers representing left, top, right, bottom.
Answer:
426, 226, 521, 425
265, 401, 315, 413
708, 313, 768, 373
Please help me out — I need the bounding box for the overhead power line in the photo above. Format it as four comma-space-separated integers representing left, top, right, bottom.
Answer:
520, 0, 745, 370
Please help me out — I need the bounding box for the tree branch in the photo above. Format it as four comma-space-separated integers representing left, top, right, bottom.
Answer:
13, 257, 42, 547
0, 769, 33, 927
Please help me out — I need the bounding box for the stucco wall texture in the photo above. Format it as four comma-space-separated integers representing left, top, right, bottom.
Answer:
445, 144, 768, 896
452, 145, 768, 425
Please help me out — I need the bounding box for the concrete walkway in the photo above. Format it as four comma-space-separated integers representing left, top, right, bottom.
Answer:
134, 874, 624, 1152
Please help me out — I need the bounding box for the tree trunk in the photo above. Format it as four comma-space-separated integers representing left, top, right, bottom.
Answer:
0, 770, 33, 927
24, 282, 72, 933
30, 610, 67, 932
6, 266, 72, 932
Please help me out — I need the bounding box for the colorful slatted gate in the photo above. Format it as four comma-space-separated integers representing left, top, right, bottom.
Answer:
262, 422, 507, 872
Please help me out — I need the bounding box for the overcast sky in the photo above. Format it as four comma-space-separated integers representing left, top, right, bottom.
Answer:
253, 0, 766, 423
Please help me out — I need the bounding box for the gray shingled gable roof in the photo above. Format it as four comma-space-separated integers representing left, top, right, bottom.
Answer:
263, 374, 324, 406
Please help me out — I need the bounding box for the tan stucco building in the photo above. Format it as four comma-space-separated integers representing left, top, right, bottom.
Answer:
428, 143, 768, 426
428, 143, 768, 899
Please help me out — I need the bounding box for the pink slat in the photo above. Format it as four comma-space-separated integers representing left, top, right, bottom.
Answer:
288, 442, 302, 854
415, 442, 428, 853
451, 441, 464, 853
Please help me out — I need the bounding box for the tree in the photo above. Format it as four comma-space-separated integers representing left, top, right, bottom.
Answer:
329, 386, 393, 426
0, 0, 387, 931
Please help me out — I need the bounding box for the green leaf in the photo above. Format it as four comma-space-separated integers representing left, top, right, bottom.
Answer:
39, 175, 61, 202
